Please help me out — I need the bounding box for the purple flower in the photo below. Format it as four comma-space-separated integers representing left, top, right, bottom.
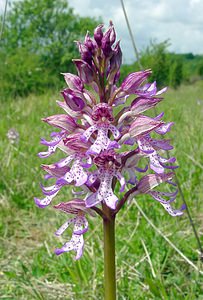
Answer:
54, 199, 92, 260
135, 81, 167, 98
136, 173, 185, 216
38, 131, 65, 158
35, 22, 183, 260
136, 134, 177, 173
35, 133, 92, 208
86, 150, 125, 209
130, 96, 162, 115
81, 103, 120, 154
55, 155, 89, 187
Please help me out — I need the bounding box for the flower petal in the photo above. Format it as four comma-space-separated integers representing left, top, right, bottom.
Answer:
131, 97, 162, 115
150, 138, 173, 150
85, 193, 100, 207
121, 70, 151, 93
38, 147, 57, 158
55, 234, 84, 260
149, 190, 177, 204
109, 124, 120, 138
34, 189, 59, 208
81, 125, 97, 142
40, 183, 62, 196
149, 152, 165, 174
160, 203, 186, 216
137, 173, 174, 193
55, 155, 75, 168
134, 165, 148, 173
41, 164, 70, 178
55, 217, 76, 236
73, 216, 88, 235
105, 192, 118, 209
137, 136, 154, 154
155, 122, 174, 135
115, 171, 126, 192
42, 114, 76, 132
38, 132, 65, 158
130, 115, 163, 138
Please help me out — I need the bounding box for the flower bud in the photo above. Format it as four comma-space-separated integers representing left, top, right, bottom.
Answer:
129, 115, 164, 137
101, 25, 116, 57
77, 42, 92, 64
73, 59, 94, 84
54, 199, 94, 216
131, 97, 162, 115
121, 70, 152, 94
62, 73, 84, 91
42, 114, 76, 132
41, 164, 70, 178
108, 41, 122, 84
94, 24, 104, 47
63, 133, 91, 152
84, 32, 96, 53
137, 173, 174, 194
61, 88, 86, 111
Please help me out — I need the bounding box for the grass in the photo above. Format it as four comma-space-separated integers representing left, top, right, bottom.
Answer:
0, 81, 203, 299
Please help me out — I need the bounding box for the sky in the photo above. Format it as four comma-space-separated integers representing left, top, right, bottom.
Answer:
1, 0, 203, 63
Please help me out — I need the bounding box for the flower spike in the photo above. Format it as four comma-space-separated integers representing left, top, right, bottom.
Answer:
35, 23, 184, 261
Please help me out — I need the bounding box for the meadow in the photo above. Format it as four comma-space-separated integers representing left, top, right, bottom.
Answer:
0, 81, 203, 299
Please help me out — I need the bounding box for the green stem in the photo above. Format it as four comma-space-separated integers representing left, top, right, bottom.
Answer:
103, 205, 116, 300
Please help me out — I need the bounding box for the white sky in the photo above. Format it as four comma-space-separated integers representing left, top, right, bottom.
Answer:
1, 0, 203, 63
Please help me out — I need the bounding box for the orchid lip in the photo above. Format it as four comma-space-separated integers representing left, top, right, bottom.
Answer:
34, 197, 48, 208
139, 148, 154, 154
160, 162, 179, 170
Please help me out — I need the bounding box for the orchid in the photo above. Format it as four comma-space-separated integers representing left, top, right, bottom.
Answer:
54, 199, 94, 260
35, 22, 184, 300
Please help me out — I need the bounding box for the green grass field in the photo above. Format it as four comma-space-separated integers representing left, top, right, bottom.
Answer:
0, 81, 203, 299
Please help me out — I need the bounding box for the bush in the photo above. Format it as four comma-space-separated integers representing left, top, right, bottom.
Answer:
0, 49, 59, 99
120, 41, 185, 89
139, 40, 170, 87
0, 0, 99, 98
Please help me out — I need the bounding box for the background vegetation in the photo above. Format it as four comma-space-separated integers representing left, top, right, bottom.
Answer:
120, 41, 203, 89
1, 0, 203, 100
0, 0, 99, 98
0, 0, 203, 299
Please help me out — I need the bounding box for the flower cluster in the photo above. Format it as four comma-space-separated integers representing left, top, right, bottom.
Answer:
35, 23, 185, 260
7, 128, 19, 144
